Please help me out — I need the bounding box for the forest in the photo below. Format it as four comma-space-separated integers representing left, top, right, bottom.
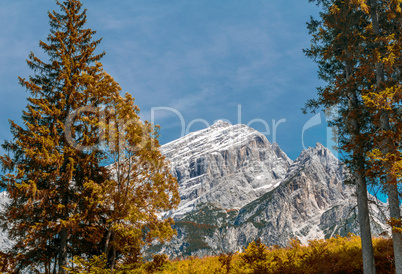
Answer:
0, 0, 401, 273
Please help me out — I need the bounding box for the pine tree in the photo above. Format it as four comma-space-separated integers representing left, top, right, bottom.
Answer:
0, 1, 180, 272
0, 1, 107, 271
303, 1, 377, 272
356, 0, 402, 271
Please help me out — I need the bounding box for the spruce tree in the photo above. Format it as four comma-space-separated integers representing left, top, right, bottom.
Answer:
0, 1, 107, 271
305, 0, 402, 272
0, 1, 180, 272
357, 0, 402, 271
303, 1, 376, 272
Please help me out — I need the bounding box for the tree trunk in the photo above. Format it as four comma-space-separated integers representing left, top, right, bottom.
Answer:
379, 111, 402, 274
389, 181, 402, 273
53, 253, 58, 274
368, 1, 402, 273
380, 112, 402, 274
347, 63, 376, 273
110, 231, 117, 273
58, 179, 69, 273
59, 228, 68, 274
104, 223, 112, 255
356, 171, 376, 274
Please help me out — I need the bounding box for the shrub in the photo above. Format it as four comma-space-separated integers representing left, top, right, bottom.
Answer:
63, 235, 396, 273
145, 254, 169, 273
218, 252, 234, 273
240, 239, 270, 274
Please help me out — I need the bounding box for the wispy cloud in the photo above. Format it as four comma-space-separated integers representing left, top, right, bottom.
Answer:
141, 88, 214, 121
1, 0, 324, 159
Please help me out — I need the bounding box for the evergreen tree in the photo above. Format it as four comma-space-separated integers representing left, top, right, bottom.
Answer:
356, 0, 402, 271
305, 0, 402, 272
303, 1, 377, 272
0, 1, 180, 272
0, 1, 107, 271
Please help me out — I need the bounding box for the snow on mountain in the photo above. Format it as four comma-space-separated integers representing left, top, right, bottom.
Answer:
161, 120, 292, 219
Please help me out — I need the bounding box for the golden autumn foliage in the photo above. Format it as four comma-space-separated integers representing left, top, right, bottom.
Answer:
0, 0, 110, 271
61, 235, 395, 273
349, 1, 402, 270
95, 92, 180, 270
304, 0, 379, 271
0, 0, 179, 273
304, 0, 401, 271
356, 0, 402, 187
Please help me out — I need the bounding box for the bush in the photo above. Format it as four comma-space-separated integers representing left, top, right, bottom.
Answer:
64, 254, 109, 274
240, 239, 270, 273
145, 254, 169, 273
62, 235, 395, 273
218, 252, 234, 274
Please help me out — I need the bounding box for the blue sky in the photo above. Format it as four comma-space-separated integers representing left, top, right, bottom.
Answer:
0, 0, 330, 161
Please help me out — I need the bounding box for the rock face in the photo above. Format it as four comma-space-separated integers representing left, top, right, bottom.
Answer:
0, 191, 12, 252
161, 120, 292, 219
0, 121, 388, 257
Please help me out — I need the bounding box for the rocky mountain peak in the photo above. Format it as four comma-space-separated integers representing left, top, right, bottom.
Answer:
210, 120, 232, 129
292, 142, 339, 169
162, 121, 285, 165
161, 122, 292, 219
